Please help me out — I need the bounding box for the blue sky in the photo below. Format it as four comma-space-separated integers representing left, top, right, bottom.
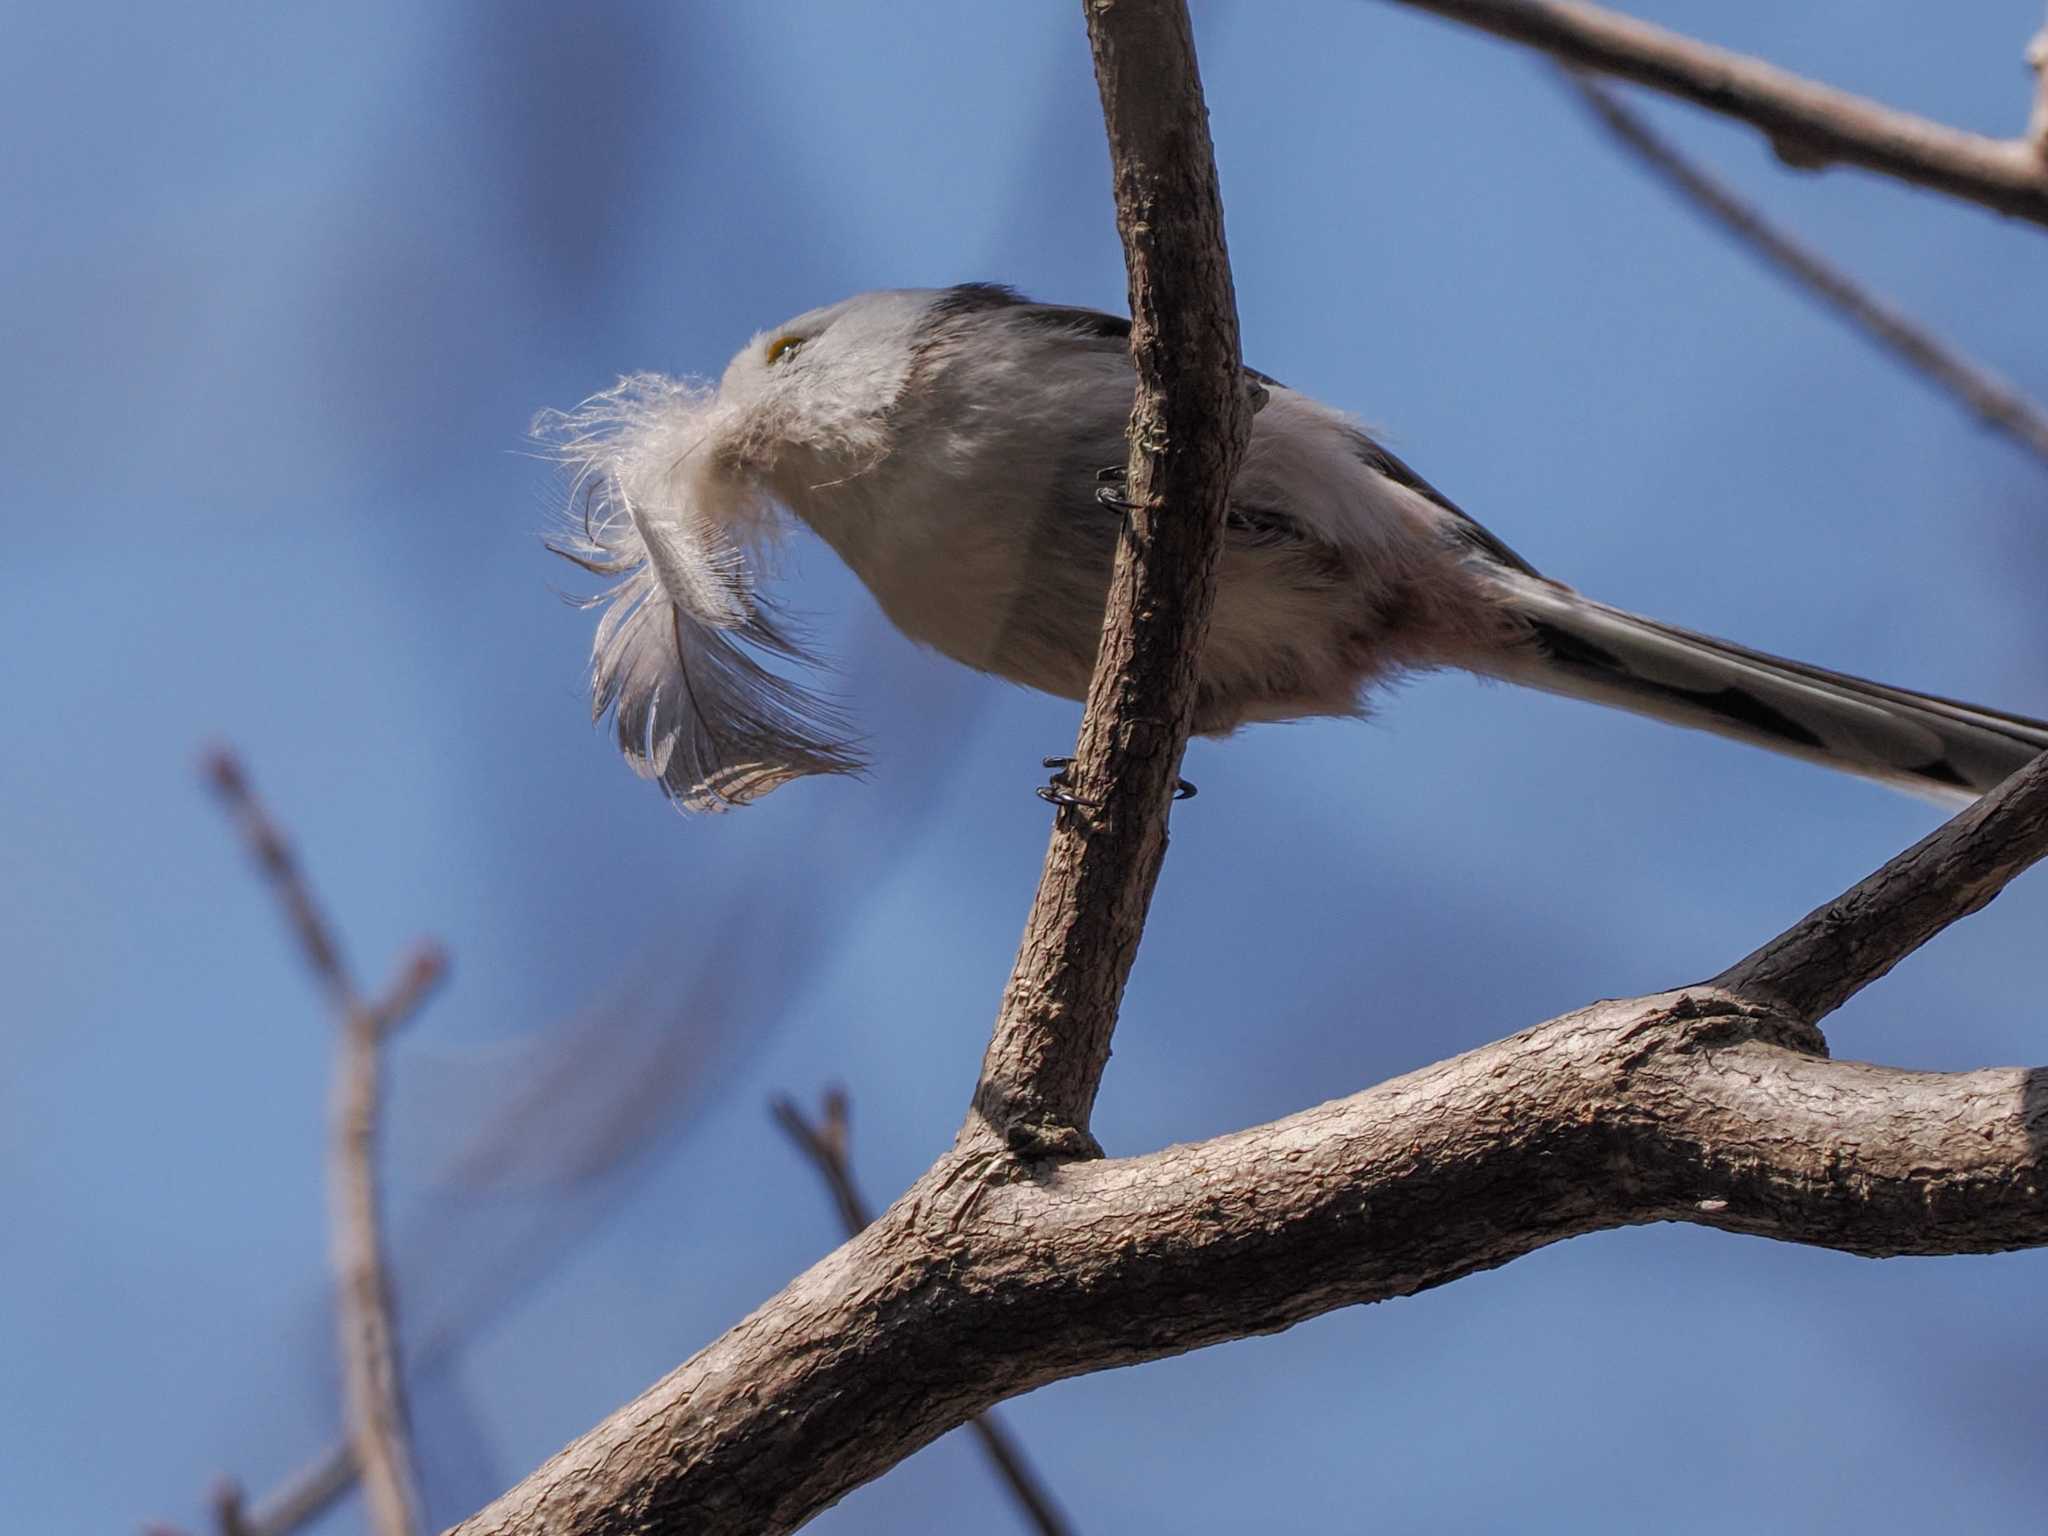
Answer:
6, 3, 2047, 1532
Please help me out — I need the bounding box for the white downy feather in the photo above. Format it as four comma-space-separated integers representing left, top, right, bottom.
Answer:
537, 375, 861, 811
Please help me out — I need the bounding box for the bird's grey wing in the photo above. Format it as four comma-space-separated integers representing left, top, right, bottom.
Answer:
928, 283, 1287, 397
947, 285, 1536, 574
1341, 427, 1544, 579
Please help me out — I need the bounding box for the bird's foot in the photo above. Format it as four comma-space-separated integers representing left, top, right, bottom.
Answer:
1036, 756, 1095, 810
1094, 465, 1139, 515
1036, 756, 1197, 810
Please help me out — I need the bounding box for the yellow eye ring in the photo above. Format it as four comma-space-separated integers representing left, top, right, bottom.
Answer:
765, 334, 804, 365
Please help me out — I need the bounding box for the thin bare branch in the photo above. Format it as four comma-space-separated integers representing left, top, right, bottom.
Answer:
211, 1482, 255, 1536
773, 1092, 1077, 1536
1716, 750, 2048, 1023
203, 749, 353, 1011
332, 949, 440, 1536
971, 0, 1254, 1158
1569, 72, 2048, 467
243, 1447, 356, 1536
205, 749, 430, 1536
771, 1089, 871, 1234
2029, 14, 2048, 156
1385, 0, 2048, 226
371, 943, 449, 1038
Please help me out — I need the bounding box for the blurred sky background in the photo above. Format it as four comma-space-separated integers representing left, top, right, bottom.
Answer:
7, 3, 2048, 1532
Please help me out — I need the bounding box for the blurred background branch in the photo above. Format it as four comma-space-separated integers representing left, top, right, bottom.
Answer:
2030, 11, 2048, 154
203, 751, 432, 1536
1567, 71, 2048, 468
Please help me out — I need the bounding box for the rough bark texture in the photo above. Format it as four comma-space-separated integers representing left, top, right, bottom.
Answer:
774, 1093, 1075, 1536
970, 0, 1253, 1158
446, 988, 2048, 1536
1392, 0, 2048, 226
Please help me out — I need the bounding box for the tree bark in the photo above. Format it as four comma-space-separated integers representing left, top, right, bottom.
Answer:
445, 983, 2048, 1536
971, 0, 1253, 1159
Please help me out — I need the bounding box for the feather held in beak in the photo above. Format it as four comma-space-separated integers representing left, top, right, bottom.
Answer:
538, 374, 863, 811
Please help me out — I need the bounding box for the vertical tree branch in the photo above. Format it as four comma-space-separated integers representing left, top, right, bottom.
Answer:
971, 0, 1254, 1157
333, 946, 443, 1536
204, 751, 435, 1536
1568, 73, 2048, 468
772, 1092, 1077, 1536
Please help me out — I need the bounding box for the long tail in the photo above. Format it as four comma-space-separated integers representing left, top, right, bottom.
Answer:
1485, 573, 2048, 805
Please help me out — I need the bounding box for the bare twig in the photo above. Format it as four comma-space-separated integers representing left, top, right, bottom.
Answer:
202, 750, 353, 1010
2029, 14, 2048, 156
971, 0, 1254, 1158
242, 1448, 356, 1536
210, 1481, 255, 1536
1384, 0, 2048, 226
1569, 72, 2048, 468
204, 749, 431, 1536
772, 1092, 1077, 1536
770, 1089, 870, 1232
1716, 750, 2048, 1022
330, 948, 440, 1536
146, 1479, 258, 1536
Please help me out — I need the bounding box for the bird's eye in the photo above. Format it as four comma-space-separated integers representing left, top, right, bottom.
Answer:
765, 334, 804, 365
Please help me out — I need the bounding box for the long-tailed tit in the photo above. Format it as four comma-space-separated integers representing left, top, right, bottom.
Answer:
543, 284, 2047, 812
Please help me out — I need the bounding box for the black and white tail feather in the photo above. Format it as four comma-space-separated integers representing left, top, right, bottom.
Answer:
1487, 569, 2048, 806
538, 375, 862, 812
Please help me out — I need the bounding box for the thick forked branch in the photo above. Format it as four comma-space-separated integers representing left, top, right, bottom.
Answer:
1569, 73, 2048, 468
447, 732, 2048, 1536
972, 0, 1254, 1157
445, 986, 2048, 1536
1387, 0, 2048, 226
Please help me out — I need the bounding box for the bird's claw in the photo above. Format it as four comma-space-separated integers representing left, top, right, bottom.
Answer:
1037, 756, 1096, 810
1036, 756, 1197, 810
1094, 465, 1140, 515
